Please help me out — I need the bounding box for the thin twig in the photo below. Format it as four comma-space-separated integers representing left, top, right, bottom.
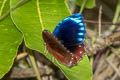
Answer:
105, 59, 120, 77
84, 20, 120, 25
93, 55, 105, 80
16, 52, 28, 60
27, 48, 41, 80
111, 65, 120, 80
93, 50, 109, 80
98, 6, 102, 36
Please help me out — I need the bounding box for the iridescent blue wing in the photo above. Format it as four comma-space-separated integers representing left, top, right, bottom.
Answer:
53, 13, 86, 47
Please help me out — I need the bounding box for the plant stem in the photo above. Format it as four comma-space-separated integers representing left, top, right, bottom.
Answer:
110, 0, 120, 31
80, 0, 87, 13
27, 48, 41, 80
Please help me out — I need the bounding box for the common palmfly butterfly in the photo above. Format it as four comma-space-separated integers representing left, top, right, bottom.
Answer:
42, 13, 86, 67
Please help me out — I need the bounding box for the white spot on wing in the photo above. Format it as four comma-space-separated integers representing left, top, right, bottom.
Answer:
78, 33, 84, 36
79, 23, 84, 26
70, 18, 82, 23
77, 38, 83, 42
79, 27, 85, 31
80, 51, 82, 54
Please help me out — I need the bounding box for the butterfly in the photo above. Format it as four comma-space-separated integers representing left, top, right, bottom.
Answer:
42, 13, 86, 67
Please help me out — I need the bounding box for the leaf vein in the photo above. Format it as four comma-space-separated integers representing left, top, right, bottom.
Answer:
36, 0, 44, 31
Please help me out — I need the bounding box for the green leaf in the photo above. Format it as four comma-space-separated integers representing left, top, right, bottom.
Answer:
0, 0, 22, 79
76, 0, 96, 8
10, 0, 92, 80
